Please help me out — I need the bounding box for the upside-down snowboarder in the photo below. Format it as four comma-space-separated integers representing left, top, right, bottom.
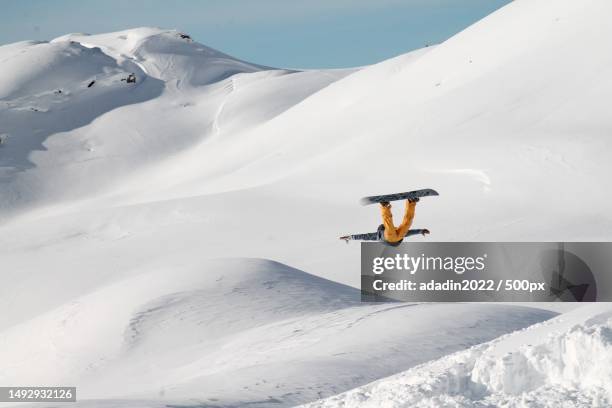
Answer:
340, 188, 437, 246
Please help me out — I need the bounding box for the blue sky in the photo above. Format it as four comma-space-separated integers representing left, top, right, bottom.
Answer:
0, 0, 510, 68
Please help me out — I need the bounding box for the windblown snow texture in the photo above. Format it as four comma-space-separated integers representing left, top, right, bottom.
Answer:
304, 304, 612, 408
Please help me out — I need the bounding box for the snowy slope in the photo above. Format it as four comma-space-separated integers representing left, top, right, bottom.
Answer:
1, 0, 611, 406
2, 0, 608, 287
304, 303, 612, 408
0, 257, 554, 407
0, 24, 555, 408
0, 28, 353, 221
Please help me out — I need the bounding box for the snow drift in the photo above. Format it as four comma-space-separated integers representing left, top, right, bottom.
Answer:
304, 303, 612, 408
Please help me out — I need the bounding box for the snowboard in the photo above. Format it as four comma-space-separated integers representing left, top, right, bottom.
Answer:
360, 188, 439, 206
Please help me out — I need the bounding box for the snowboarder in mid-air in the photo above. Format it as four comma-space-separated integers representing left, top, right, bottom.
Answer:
340, 188, 437, 246
379, 198, 430, 244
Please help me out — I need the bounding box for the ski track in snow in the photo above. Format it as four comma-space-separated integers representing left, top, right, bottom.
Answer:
212, 77, 235, 138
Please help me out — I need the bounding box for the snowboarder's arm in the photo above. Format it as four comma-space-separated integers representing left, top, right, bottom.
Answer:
346, 232, 379, 241
405, 229, 430, 237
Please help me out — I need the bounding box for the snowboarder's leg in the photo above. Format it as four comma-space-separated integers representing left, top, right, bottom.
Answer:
380, 202, 400, 242
396, 199, 417, 238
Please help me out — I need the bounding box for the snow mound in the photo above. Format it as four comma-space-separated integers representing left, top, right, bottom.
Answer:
0, 258, 355, 388
472, 317, 612, 399
304, 304, 612, 408
0, 256, 554, 407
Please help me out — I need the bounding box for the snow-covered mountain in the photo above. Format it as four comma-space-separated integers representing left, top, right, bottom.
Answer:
0, 27, 353, 222
1, 0, 611, 406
